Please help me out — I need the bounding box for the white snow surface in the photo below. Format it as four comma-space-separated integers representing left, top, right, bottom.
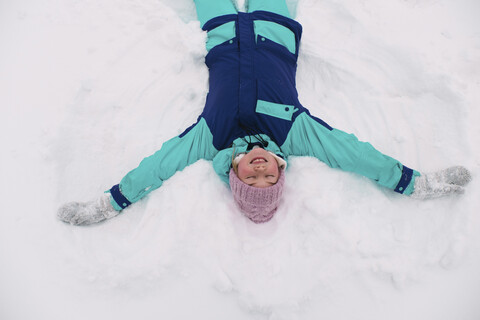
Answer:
1, 0, 480, 319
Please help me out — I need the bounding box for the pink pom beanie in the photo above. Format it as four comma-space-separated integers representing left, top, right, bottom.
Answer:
229, 168, 285, 223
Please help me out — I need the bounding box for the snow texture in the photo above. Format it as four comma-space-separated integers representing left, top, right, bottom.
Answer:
1, 0, 480, 319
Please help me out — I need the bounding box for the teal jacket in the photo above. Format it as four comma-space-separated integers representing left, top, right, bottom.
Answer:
109, 114, 418, 210
108, 2, 419, 210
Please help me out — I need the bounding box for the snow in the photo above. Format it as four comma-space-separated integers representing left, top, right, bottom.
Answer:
1, 0, 480, 319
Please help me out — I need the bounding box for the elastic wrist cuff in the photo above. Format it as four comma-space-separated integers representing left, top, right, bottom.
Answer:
394, 165, 414, 194
109, 184, 131, 210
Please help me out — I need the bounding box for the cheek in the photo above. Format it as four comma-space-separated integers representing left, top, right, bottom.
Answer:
237, 160, 251, 178
266, 160, 279, 174
269, 166, 279, 176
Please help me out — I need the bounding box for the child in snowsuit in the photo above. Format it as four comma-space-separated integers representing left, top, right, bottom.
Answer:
58, 0, 472, 225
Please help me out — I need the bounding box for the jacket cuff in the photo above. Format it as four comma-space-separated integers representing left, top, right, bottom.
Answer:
109, 184, 131, 210
394, 165, 416, 194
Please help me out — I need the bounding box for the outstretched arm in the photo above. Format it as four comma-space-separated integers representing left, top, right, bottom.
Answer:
110, 118, 217, 209
281, 112, 419, 194
281, 112, 472, 197
58, 118, 217, 225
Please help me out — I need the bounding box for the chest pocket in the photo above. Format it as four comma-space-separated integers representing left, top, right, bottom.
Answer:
206, 21, 236, 52
256, 100, 298, 121
256, 76, 298, 121
253, 20, 296, 54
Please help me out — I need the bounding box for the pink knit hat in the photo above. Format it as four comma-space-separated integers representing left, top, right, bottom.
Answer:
229, 168, 285, 223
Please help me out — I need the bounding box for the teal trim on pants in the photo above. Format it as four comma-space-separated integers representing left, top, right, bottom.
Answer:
248, 0, 291, 17
194, 0, 292, 24
194, 0, 237, 27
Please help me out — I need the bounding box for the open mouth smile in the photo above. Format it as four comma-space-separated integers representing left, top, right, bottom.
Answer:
250, 157, 267, 164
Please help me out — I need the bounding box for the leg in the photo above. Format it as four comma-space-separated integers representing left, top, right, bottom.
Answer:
248, 0, 291, 18
194, 0, 237, 27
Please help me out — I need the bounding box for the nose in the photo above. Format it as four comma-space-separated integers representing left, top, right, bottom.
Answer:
253, 163, 267, 171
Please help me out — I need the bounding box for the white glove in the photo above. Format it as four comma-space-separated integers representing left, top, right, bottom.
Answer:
57, 194, 120, 225
411, 166, 472, 199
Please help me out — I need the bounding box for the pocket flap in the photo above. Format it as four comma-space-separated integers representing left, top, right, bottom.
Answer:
254, 20, 296, 54
256, 99, 298, 121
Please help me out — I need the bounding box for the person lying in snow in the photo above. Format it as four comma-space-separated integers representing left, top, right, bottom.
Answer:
58, 0, 472, 225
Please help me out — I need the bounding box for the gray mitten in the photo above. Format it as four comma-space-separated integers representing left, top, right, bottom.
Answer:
57, 194, 119, 225
411, 166, 472, 199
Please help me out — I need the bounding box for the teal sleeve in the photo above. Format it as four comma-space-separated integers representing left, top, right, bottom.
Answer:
281, 113, 419, 194
115, 118, 217, 206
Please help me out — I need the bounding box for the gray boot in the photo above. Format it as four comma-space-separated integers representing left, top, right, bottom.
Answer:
57, 194, 120, 225
411, 166, 472, 199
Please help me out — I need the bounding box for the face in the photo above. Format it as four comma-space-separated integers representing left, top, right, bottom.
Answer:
236, 148, 280, 188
